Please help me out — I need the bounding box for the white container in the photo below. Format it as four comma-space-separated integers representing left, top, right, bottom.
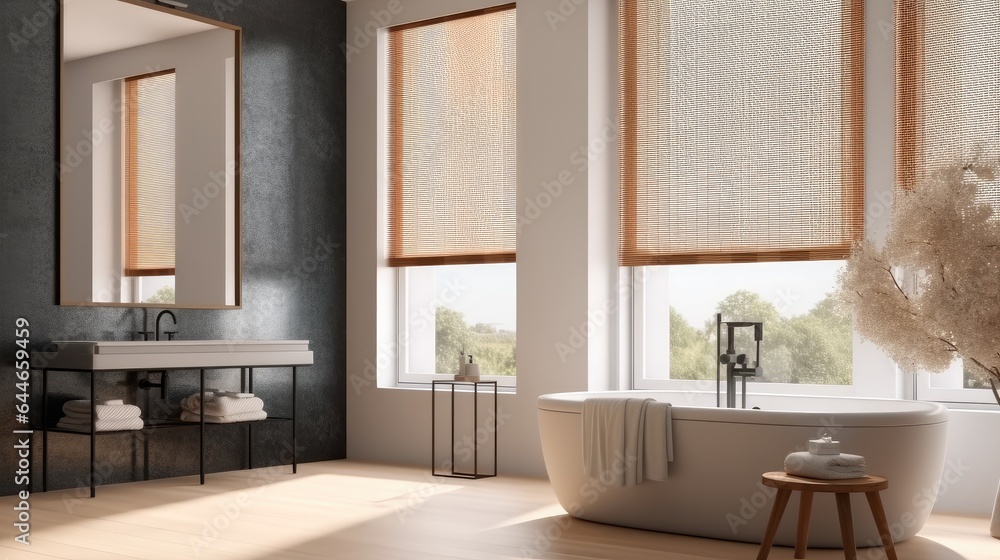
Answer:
808, 436, 841, 455
464, 363, 480, 378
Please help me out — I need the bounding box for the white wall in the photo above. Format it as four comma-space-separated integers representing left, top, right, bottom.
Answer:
346, 0, 1000, 516
347, 0, 616, 477
935, 410, 1000, 516
62, 28, 235, 306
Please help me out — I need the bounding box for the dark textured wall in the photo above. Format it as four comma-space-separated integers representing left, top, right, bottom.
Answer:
0, 0, 346, 496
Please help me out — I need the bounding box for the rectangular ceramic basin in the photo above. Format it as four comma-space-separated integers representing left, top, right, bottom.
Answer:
32, 340, 313, 371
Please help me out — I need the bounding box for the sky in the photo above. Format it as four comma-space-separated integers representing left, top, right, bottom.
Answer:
666, 260, 845, 326
433, 263, 517, 332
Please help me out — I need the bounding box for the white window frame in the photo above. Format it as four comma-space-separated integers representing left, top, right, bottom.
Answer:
915, 368, 999, 407
898, 271, 997, 406
396, 267, 516, 388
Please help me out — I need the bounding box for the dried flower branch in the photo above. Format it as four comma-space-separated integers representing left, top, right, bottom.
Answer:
838, 158, 1000, 399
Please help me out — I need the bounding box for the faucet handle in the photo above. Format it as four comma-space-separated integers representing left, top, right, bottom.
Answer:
164, 331, 178, 340
136, 331, 153, 341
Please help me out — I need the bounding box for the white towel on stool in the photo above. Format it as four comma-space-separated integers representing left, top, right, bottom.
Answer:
784, 451, 867, 480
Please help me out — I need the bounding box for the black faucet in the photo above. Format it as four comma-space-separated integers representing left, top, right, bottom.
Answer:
155, 310, 178, 341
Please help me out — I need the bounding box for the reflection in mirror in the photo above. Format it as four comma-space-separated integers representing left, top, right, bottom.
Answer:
60, 0, 240, 308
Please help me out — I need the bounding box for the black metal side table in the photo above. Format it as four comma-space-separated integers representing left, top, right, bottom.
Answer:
431, 380, 497, 479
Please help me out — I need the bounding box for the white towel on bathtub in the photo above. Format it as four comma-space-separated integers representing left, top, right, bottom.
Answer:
583, 398, 673, 487
639, 401, 672, 483
784, 451, 867, 480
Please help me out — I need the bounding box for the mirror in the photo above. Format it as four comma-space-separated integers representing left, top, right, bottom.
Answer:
60, 0, 241, 308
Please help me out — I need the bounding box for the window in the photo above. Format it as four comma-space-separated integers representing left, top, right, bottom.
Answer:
896, 0, 1000, 404
123, 70, 176, 303
620, 1, 865, 392
633, 262, 854, 393
398, 264, 516, 385
386, 6, 516, 384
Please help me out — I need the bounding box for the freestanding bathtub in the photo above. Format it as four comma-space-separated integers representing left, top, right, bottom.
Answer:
538, 391, 948, 548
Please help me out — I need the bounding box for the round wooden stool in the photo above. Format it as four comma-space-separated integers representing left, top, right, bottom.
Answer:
755, 472, 897, 560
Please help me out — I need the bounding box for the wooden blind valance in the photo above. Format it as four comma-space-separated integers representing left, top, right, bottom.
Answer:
124, 69, 176, 277
387, 4, 517, 267
619, 0, 865, 266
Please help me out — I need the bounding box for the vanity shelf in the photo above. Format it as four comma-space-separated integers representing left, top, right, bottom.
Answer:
39, 416, 294, 435
32, 341, 313, 497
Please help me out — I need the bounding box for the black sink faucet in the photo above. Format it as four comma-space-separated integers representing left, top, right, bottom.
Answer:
155, 310, 178, 341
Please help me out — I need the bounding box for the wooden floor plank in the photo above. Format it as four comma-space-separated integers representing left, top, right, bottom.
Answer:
0, 461, 996, 560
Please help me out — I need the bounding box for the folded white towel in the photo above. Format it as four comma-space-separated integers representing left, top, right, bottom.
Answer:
216, 391, 254, 398
63, 407, 142, 422
583, 398, 673, 487
180, 410, 267, 424
784, 451, 867, 480
56, 417, 144, 432
181, 393, 264, 416
62, 401, 142, 420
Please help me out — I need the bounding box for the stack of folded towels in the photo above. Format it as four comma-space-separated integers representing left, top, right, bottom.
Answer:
784, 435, 866, 480
180, 390, 267, 423
56, 399, 144, 432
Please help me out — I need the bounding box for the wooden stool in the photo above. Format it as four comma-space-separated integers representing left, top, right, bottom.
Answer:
755, 472, 897, 560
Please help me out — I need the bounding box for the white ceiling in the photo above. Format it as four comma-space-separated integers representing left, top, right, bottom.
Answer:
63, 0, 217, 62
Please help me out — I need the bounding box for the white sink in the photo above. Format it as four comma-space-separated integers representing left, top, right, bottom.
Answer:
33, 340, 314, 371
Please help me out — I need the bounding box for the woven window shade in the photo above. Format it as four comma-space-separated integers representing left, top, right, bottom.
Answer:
619, 0, 865, 266
387, 5, 516, 268
897, 0, 1000, 201
125, 70, 176, 277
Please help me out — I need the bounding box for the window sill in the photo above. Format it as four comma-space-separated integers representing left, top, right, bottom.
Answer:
931, 400, 1000, 412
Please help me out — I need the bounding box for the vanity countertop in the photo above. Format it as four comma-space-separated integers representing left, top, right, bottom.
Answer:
32, 340, 313, 371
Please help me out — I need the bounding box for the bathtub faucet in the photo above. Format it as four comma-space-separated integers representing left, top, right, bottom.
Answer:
716, 314, 764, 409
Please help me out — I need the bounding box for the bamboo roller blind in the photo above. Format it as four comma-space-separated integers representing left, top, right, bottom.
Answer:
387, 5, 516, 268
619, 0, 866, 266
897, 0, 1000, 202
125, 70, 176, 277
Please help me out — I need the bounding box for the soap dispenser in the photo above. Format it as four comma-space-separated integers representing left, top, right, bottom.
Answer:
465, 355, 480, 378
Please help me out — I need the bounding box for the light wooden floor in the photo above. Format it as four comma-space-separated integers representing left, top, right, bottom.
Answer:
1, 461, 996, 560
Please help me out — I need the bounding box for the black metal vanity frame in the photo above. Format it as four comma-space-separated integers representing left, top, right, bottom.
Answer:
36, 364, 302, 498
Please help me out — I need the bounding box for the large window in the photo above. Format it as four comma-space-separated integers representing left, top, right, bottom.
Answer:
386, 6, 516, 384
634, 262, 853, 392
897, 0, 1000, 404
620, 1, 865, 393
398, 264, 516, 385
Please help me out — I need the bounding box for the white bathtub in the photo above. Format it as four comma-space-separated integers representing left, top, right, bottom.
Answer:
537, 391, 948, 548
